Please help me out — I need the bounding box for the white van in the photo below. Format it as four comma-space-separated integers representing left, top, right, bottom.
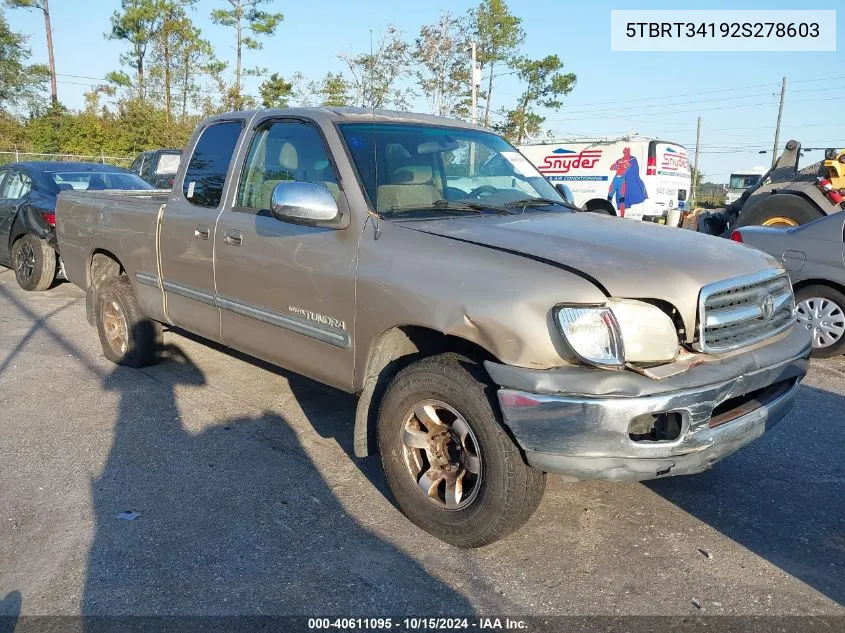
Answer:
518, 136, 691, 223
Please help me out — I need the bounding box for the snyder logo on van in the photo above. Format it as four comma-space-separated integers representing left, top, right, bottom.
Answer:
659, 147, 689, 176
540, 148, 604, 178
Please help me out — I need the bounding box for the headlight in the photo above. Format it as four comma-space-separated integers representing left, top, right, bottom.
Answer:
607, 299, 679, 364
555, 306, 624, 368
555, 300, 679, 368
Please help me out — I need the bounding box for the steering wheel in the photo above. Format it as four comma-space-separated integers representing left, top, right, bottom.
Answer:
466, 185, 499, 199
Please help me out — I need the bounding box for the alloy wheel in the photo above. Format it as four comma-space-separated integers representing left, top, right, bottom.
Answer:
15, 241, 35, 286
102, 300, 129, 356
400, 400, 482, 511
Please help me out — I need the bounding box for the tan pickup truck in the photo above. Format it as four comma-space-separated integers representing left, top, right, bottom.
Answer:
56, 108, 811, 547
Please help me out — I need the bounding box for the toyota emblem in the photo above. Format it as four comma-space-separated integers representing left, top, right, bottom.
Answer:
761, 294, 775, 319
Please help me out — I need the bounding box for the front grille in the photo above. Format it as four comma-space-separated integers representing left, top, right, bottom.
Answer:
697, 270, 795, 353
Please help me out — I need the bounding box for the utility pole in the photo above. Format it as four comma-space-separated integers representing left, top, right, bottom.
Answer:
469, 41, 480, 173
771, 76, 787, 167
692, 116, 701, 208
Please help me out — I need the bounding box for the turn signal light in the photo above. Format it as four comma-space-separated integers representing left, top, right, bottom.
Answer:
730, 230, 743, 243
500, 392, 540, 408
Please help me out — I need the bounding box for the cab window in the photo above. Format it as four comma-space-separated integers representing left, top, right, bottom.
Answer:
237, 120, 339, 211
183, 121, 243, 208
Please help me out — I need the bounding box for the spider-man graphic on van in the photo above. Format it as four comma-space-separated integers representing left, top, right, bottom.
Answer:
607, 147, 648, 216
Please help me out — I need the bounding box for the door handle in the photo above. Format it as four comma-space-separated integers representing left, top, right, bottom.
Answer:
223, 229, 242, 246
194, 225, 210, 240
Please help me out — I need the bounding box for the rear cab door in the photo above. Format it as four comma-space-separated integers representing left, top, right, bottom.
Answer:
157, 117, 247, 342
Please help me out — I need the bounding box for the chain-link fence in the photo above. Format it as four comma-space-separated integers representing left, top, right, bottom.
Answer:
692, 184, 727, 208
0, 150, 135, 168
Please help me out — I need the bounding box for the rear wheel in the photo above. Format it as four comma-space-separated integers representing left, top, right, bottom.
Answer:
794, 284, 845, 358
734, 195, 823, 228
95, 276, 162, 367
11, 234, 56, 291
377, 353, 545, 548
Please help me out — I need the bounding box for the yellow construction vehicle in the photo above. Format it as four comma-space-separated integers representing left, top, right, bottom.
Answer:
823, 147, 845, 190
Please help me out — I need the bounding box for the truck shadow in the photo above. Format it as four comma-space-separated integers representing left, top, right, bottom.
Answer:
83, 339, 474, 615
169, 328, 393, 500
647, 384, 845, 606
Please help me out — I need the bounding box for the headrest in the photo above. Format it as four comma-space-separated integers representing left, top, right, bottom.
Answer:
279, 142, 297, 170
392, 164, 432, 185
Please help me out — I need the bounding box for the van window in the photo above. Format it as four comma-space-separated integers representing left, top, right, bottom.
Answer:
183, 121, 243, 208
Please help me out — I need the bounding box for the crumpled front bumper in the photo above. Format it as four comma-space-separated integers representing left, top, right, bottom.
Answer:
485, 325, 811, 482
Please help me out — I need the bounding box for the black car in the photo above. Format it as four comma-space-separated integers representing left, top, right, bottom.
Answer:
0, 162, 154, 291
129, 149, 182, 189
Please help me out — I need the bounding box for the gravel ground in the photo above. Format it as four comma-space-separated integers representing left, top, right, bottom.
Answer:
0, 270, 842, 617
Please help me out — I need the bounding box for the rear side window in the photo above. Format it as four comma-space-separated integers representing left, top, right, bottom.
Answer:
155, 153, 181, 175
183, 121, 243, 208
1, 170, 32, 199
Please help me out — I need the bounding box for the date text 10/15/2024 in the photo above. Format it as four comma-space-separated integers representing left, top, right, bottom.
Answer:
307, 618, 528, 631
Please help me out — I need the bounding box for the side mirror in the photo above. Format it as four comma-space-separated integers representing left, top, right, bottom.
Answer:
270, 181, 339, 225
554, 182, 574, 204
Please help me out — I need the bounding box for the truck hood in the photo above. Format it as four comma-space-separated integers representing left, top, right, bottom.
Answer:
397, 212, 782, 341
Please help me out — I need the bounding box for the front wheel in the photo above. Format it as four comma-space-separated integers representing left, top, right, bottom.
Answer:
734, 194, 823, 228
11, 234, 56, 291
377, 354, 545, 548
794, 284, 845, 358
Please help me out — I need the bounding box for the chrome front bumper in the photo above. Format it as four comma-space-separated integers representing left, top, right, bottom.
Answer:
489, 326, 811, 482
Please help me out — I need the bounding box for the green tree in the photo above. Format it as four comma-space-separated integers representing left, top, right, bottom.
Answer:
470, 0, 524, 126
340, 25, 413, 109
5, 0, 57, 106
497, 55, 575, 143
174, 26, 222, 118
258, 72, 293, 108
316, 72, 351, 107
414, 11, 471, 118
211, 0, 283, 110
108, 0, 162, 102
0, 11, 49, 115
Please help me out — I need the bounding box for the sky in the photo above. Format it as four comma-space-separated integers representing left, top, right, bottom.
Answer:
4, 0, 844, 183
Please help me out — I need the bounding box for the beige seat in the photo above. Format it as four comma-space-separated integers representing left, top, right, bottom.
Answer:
376, 164, 440, 212
258, 142, 298, 210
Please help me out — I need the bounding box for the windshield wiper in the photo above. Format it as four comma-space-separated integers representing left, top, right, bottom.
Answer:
504, 197, 575, 210
387, 200, 511, 216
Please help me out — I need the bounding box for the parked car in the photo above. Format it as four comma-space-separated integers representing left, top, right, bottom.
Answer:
129, 149, 182, 189
732, 213, 845, 357
57, 108, 810, 547
0, 162, 155, 291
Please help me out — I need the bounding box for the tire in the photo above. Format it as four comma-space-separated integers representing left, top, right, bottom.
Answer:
11, 234, 56, 291
95, 276, 162, 367
377, 353, 545, 548
585, 199, 616, 216
734, 194, 823, 228
794, 284, 845, 358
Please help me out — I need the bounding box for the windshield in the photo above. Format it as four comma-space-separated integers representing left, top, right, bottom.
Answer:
728, 174, 762, 190
339, 123, 566, 218
51, 171, 156, 191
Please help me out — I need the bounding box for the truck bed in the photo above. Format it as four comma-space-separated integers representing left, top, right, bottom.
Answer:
56, 189, 170, 298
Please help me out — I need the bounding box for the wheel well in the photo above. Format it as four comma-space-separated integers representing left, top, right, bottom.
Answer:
585, 198, 616, 215
793, 278, 845, 298
85, 251, 125, 325
353, 325, 498, 458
